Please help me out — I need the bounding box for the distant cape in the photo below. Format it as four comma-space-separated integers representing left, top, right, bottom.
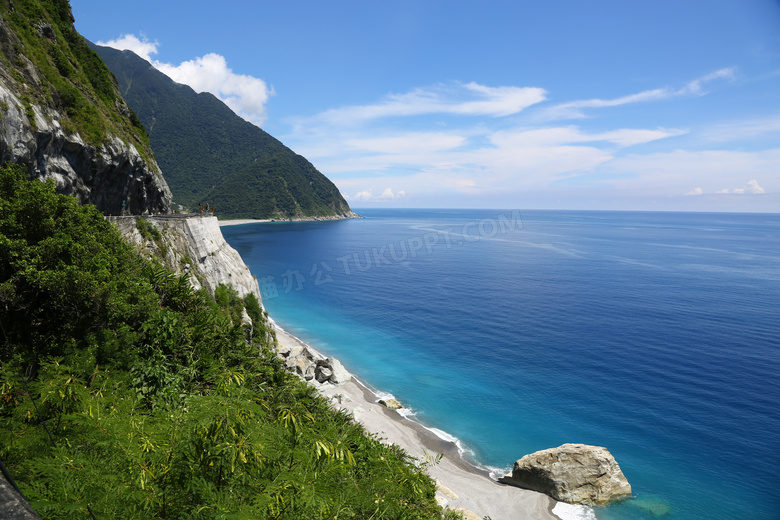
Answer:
91, 43, 354, 220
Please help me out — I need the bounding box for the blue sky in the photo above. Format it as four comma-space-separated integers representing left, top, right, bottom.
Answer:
71, 0, 780, 211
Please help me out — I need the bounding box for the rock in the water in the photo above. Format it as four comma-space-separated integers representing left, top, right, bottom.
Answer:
499, 443, 631, 506
379, 398, 403, 410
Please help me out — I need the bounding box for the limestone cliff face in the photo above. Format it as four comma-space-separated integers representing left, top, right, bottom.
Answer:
0, 82, 171, 215
112, 215, 261, 302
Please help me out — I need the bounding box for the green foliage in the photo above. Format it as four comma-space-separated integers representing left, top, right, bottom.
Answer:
136, 217, 162, 241
93, 43, 352, 219
0, 167, 442, 519
0, 165, 157, 368
244, 292, 263, 326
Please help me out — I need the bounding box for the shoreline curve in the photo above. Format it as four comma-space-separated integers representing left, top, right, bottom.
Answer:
270, 319, 561, 520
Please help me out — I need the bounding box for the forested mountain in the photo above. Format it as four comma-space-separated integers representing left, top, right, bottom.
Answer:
92, 43, 354, 220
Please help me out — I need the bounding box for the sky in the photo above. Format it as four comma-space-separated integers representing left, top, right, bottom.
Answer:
70, 0, 780, 212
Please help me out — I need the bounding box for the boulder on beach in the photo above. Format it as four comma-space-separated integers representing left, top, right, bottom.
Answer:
325, 357, 351, 385
379, 398, 403, 410
277, 341, 351, 385
499, 443, 631, 506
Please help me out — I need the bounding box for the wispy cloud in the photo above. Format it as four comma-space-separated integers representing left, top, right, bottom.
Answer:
700, 114, 780, 142
283, 68, 767, 207
544, 68, 737, 119
345, 133, 468, 154
300, 82, 546, 128
488, 126, 686, 148
97, 34, 274, 126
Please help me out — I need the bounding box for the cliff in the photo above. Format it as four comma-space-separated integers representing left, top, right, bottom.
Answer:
110, 215, 261, 302
0, 0, 171, 214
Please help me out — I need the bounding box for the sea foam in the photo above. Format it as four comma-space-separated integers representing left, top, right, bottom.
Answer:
552, 502, 597, 520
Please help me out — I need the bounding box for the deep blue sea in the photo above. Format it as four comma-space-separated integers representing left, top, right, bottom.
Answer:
223, 209, 780, 520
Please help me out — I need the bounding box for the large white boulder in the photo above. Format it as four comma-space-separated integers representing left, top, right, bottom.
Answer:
499, 443, 632, 506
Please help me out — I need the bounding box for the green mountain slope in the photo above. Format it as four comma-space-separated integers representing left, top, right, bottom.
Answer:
92, 44, 354, 220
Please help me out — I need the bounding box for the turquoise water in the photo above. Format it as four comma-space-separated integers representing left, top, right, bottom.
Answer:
222, 209, 780, 520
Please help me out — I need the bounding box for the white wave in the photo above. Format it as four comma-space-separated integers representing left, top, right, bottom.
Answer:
552, 502, 597, 520
373, 390, 398, 403
488, 466, 511, 481
427, 427, 460, 444
396, 407, 417, 418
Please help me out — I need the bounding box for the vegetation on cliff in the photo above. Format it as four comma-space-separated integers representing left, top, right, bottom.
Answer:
0, 165, 442, 519
0, 0, 154, 166
93, 44, 353, 220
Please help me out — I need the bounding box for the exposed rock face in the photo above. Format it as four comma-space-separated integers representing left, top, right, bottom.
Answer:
325, 357, 351, 385
0, 83, 171, 215
0, 474, 41, 520
111, 215, 260, 301
499, 443, 632, 506
276, 341, 352, 386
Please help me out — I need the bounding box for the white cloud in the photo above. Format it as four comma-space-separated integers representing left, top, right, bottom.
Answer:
732, 180, 766, 194
546, 68, 736, 119
602, 150, 779, 196
693, 180, 766, 196
686, 187, 703, 196
747, 179, 766, 194
380, 188, 405, 199
98, 33, 158, 62
488, 126, 685, 148
345, 188, 406, 202
701, 114, 780, 143
98, 34, 274, 126
345, 133, 467, 154
683, 68, 736, 95
154, 54, 274, 126
305, 82, 546, 127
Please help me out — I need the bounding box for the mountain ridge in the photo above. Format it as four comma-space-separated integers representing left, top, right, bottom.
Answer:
92, 43, 355, 220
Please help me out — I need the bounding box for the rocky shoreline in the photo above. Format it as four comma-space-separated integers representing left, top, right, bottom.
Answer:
270, 321, 561, 520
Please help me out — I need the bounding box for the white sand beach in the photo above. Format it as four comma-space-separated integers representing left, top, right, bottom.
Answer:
274, 326, 560, 520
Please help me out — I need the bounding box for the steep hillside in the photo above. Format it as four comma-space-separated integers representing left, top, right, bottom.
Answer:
0, 162, 443, 520
92, 44, 355, 220
0, 0, 170, 214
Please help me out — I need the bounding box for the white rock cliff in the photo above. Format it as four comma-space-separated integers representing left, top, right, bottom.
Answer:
112, 215, 261, 302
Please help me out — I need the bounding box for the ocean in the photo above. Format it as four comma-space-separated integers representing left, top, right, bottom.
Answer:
222, 209, 780, 520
